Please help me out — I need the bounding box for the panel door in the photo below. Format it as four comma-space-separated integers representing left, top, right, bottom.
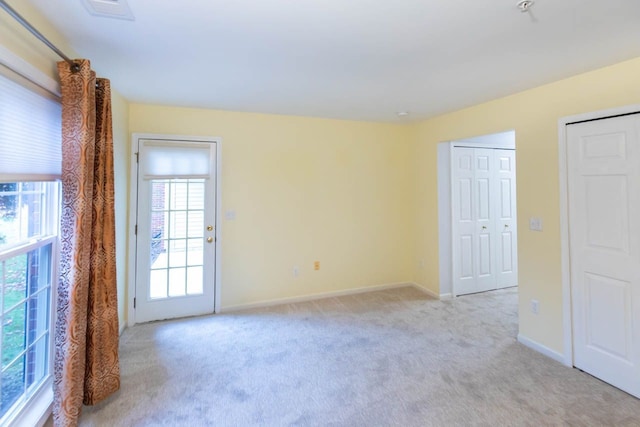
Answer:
495, 149, 518, 288
452, 147, 502, 295
452, 147, 477, 295
567, 115, 640, 398
474, 149, 497, 292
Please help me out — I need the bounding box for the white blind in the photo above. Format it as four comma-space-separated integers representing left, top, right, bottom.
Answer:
140, 140, 211, 179
0, 69, 62, 182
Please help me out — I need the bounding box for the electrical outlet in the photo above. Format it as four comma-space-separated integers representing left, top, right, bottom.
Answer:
293, 266, 299, 277
314, 261, 320, 270
531, 299, 539, 315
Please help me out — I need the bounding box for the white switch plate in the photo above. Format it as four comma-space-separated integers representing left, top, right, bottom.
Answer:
529, 217, 543, 231
531, 299, 539, 314
225, 210, 236, 220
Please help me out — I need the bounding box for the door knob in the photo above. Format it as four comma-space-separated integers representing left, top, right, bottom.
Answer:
207, 225, 213, 231
206, 237, 213, 243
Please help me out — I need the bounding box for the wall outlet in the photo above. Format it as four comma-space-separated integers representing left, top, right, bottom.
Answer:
531, 299, 539, 315
314, 261, 320, 270
293, 266, 299, 277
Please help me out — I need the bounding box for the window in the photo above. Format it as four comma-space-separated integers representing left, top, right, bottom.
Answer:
0, 61, 61, 425
0, 183, 58, 422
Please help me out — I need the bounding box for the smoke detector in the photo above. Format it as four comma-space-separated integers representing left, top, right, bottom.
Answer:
81, 0, 135, 21
516, 0, 534, 12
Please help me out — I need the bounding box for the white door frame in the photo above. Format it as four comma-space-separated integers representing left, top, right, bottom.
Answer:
558, 104, 640, 367
127, 133, 223, 327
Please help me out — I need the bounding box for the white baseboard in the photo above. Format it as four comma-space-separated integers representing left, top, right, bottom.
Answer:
119, 322, 126, 336
409, 282, 441, 299
439, 293, 453, 299
219, 282, 414, 313
517, 333, 565, 364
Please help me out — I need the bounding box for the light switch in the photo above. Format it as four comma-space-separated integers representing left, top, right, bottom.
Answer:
529, 217, 543, 231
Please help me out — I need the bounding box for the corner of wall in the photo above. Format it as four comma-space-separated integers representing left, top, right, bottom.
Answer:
110, 89, 131, 328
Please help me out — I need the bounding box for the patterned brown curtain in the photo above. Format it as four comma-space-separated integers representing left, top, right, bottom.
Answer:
54, 59, 120, 426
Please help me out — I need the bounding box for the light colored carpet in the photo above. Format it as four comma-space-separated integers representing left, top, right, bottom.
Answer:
76, 286, 640, 426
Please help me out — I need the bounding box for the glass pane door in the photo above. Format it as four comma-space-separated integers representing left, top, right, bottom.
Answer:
135, 139, 216, 323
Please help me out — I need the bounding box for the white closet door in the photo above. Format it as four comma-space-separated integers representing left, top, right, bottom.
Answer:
474, 148, 497, 292
452, 147, 516, 296
452, 148, 477, 295
495, 150, 518, 288
568, 115, 640, 398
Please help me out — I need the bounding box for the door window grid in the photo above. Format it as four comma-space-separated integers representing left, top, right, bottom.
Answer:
149, 179, 205, 299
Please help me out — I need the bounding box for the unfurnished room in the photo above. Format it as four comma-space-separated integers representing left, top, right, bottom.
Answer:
0, 0, 640, 426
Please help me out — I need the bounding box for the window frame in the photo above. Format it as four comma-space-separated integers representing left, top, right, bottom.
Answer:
0, 183, 59, 426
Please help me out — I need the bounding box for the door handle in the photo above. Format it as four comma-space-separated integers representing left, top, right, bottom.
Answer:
482, 226, 487, 230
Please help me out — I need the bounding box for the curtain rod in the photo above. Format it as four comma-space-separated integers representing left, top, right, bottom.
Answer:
0, 0, 79, 72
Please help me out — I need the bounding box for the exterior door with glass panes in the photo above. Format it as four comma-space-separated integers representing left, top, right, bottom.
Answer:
134, 138, 216, 323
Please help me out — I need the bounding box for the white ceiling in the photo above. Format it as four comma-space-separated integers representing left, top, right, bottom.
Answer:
25, 0, 640, 122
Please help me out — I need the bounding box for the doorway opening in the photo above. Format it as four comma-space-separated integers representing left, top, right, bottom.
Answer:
437, 130, 518, 297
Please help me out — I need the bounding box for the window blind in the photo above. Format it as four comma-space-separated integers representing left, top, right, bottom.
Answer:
0, 67, 61, 182
140, 140, 212, 179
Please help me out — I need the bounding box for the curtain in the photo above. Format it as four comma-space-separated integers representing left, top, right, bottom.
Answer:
54, 59, 120, 426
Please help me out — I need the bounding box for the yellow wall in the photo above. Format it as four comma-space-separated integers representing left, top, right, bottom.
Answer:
413, 56, 640, 353
0, 2, 67, 80
111, 91, 130, 327
130, 105, 415, 308
1, 3, 130, 328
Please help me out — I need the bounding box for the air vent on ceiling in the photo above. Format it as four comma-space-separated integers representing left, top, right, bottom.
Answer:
81, 0, 135, 21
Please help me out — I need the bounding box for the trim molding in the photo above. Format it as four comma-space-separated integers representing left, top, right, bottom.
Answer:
517, 334, 565, 365
0, 43, 60, 96
219, 282, 417, 313
409, 282, 440, 299
5, 379, 52, 427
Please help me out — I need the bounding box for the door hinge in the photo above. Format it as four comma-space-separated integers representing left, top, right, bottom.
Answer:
135, 152, 139, 163
134, 224, 137, 235
133, 297, 136, 308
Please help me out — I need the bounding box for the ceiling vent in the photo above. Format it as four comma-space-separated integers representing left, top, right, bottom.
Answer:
81, 0, 135, 21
